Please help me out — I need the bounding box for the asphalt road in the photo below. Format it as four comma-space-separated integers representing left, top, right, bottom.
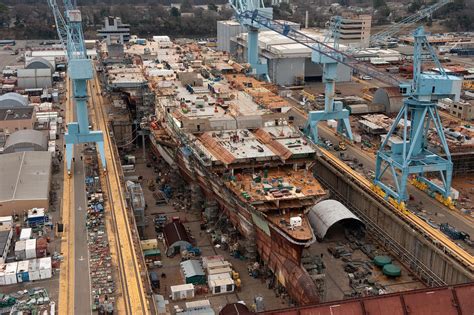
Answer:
71, 101, 92, 314
318, 125, 474, 254
73, 145, 92, 314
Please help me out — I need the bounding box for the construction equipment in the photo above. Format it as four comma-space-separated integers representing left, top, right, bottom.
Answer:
374, 27, 455, 203
334, 141, 347, 151
233, 11, 458, 204
47, 0, 106, 174
229, 0, 273, 81
369, 0, 452, 47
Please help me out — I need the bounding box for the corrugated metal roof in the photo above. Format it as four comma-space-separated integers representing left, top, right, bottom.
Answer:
4, 130, 48, 152
308, 199, 362, 239
262, 283, 474, 315
0, 92, 28, 108
25, 57, 54, 71
180, 260, 205, 278
163, 221, 191, 247
219, 303, 253, 315
0, 151, 51, 203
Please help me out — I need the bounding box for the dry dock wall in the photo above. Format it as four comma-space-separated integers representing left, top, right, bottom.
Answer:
314, 156, 473, 286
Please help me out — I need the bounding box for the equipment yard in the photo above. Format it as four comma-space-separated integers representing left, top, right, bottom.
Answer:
0, 0, 473, 314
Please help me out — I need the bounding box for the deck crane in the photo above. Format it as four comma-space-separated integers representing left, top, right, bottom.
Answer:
233, 10, 455, 205
229, 0, 273, 81
369, 0, 452, 47
47, 0, 106, 174
374, 27, 454, 205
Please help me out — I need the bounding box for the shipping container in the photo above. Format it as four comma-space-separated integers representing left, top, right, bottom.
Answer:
36, 237, 48, 258
140, 239, 158, 251
207, 266, 232, 276
25, 239, 36, 259
0, 216, 13, 231
170, 283, 195, 300
16, 260, 29, 283
19, 228, 32, 240
15, 240, 26, 260
209, 278, 234, 294
202, 255, 225, 269
28, 259, 40, 281
38, 257, 52, 279
205, 260, 232, 271
207, 272, 232, 284
0, 229, 13, 264
0, 264, 6, 285
5, 262, 18, 285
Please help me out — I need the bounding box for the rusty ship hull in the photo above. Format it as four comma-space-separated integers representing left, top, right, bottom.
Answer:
150, 135, 321, 305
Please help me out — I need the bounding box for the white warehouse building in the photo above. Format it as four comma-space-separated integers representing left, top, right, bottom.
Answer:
228, 28, 352, 86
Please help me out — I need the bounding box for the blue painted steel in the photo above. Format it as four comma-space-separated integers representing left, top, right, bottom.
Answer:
47, 0, 106, 173
229, 0, 271, 80
235, 10, 404, 88
306, 16, 353, 142
374, 27, 453, 202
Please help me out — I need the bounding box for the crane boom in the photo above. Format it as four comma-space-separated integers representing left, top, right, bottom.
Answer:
237, 10, 405, 89
370, 0, 452, 46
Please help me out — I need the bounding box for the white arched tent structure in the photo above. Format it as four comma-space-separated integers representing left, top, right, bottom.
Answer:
308, 199, 363, 239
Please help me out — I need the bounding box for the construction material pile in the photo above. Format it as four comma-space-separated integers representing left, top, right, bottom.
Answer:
84, 146, 116, 312
0, 288, 55, 314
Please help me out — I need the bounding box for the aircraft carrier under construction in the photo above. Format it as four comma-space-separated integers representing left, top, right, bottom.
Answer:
148, 69, 328, 303
128, 40, 472, 305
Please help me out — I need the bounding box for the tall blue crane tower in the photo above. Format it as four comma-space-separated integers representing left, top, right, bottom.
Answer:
308, 16, 353, 142
48, 0, 106, 174
229, 0, 273, 81
230, 10, 456, 206
374, 27, 454, 204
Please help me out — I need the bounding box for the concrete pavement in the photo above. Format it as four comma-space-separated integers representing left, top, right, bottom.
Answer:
73, 144, 92, 315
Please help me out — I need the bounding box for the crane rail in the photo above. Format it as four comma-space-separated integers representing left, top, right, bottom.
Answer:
89, 74, 150, 315
317, 147, 474, 272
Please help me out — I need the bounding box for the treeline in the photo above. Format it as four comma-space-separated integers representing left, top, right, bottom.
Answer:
0, 1, 233, 39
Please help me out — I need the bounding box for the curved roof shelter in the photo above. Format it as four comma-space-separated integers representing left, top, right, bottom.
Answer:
163, 221, 192, 256
373, 87, 403, 114
25, 57, 54, 71
0, 93, 28, 108
309, 199, 363, 239
4, 130, 48, 154
220, 303, 254, 315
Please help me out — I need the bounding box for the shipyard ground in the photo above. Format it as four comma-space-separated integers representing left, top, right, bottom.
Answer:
129, 145, 425, 312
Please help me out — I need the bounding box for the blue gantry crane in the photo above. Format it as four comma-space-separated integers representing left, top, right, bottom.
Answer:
231, 10, 456, 205
309, 16, 353, 142
231, 9, 405, 141
374, 27, 454, 204
48, 0, 106, 174
229, 0, 273, 81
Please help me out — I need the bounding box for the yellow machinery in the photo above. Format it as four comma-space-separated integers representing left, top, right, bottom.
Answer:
300, 90, 316, 102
